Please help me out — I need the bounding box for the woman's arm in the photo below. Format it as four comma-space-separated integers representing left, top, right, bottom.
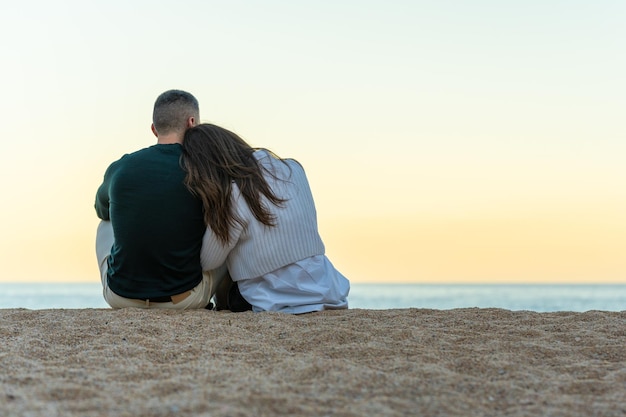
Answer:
199, 183, 245, 271
199, 228, 232, 271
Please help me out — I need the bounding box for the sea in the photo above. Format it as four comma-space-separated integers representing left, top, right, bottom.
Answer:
0, 283, 624, 312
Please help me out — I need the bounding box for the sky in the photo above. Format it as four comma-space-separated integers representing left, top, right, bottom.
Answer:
0, 0, 624, 284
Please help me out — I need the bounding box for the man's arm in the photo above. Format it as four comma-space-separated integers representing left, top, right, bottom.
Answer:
94, 162, 117, 220
95, 180, 110, 220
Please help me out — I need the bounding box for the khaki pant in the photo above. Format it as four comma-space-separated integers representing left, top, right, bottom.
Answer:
96, 220, 227, 309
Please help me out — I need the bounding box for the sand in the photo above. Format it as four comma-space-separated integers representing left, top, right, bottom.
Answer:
0, 308, 624, 417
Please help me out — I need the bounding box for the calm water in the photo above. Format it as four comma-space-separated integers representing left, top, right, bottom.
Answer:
0, 283, 624, 312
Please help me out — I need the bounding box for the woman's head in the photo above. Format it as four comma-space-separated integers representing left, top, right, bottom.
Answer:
181, 123, 284, 244
184, 124, 254, 171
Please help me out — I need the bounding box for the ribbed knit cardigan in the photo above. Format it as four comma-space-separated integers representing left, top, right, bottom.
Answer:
200, 150, 325, 280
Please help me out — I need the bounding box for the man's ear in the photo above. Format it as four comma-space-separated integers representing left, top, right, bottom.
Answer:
151, 123, 158, 137
187, 116, 196, 128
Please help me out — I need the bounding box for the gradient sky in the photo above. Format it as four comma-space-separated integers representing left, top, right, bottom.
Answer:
0, 1, 624, 283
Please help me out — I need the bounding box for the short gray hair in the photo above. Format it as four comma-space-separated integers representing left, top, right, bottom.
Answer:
152, 90, 199, 135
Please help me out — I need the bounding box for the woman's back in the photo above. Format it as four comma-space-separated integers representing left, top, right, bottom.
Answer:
183, 124, 350, 313
226, 150, 326, 280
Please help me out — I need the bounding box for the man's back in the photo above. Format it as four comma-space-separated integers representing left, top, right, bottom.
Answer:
95, 143, 205, 299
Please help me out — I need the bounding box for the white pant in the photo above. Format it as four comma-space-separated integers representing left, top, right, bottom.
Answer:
96, 220, 227, 309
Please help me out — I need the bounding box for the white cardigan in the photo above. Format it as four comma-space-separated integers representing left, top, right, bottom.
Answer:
200, 150, 326, 280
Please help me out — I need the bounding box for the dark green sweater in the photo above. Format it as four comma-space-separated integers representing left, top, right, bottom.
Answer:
95, 144, 205, 299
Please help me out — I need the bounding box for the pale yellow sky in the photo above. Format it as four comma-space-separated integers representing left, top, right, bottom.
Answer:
0, 1, 624, 283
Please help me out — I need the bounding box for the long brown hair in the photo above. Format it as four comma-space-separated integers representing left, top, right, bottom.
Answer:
181, 123, 286, 244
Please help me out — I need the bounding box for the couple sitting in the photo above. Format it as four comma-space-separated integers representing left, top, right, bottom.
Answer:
95, 90, 349, 314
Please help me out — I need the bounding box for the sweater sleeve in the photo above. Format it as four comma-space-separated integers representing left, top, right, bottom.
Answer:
94, 163, 115, 220
199, 228, 231, 271
95, 157, 127, 221
199, 183, 245, 271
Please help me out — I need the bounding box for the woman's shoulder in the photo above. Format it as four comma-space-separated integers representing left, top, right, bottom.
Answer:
254, 149, 302, 168
252, 148, 275, 161
255, 151, 306, 182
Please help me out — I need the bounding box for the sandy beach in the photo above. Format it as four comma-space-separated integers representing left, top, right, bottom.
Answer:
1, 308, 624, 416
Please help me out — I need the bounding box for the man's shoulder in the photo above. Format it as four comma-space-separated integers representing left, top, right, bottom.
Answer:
124, 145, 158, 158
104, 145, 186, 183
111, 145, 167, 165
107, 146, 147, 161
103, 146, 149, 174
126, 144, 183, 159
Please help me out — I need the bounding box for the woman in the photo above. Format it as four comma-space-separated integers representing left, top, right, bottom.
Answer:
181, 124, 350, 313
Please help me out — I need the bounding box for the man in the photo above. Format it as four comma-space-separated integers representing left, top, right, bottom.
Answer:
95, 89, 226, 309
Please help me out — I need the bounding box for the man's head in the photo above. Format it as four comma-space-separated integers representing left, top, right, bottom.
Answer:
152, 90, 199, 138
